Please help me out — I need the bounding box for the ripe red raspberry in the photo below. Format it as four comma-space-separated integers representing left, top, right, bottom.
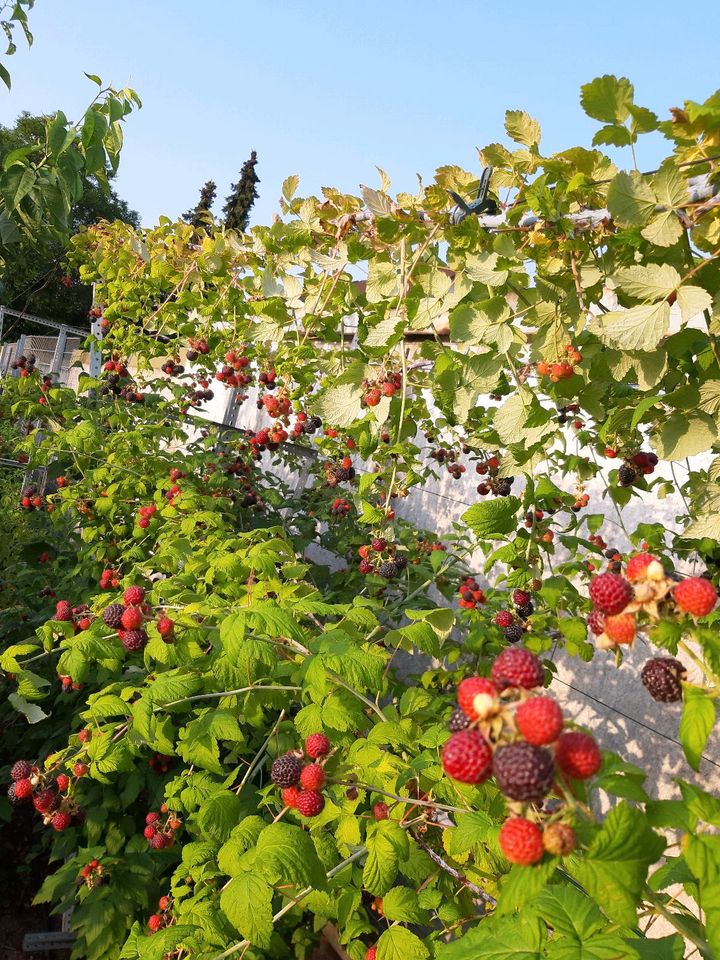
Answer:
641, 658, 686, 702
121, 629, 148, 651
271, 753, 302, 788
13, 778, 33, 799
441, 730, 493, 784
494, 610, 514, 627
55, 601, 73, 621
121, 606, 144, 630
457, 676, 498, 720
515, 696, 564, 746
148, 914, 163, 933
491, 648, 544, 690
305, 733, 331, 759
299, 763, 325, 791
78, 729, 91, 743
499, 817, 544, 865
555, 731, 601, 780
372, 802, 389, 820
365, 948, 377, 960
604, 612, 636, 645
33, 788, 58, 813
370, 538, 386, 553
281, 786, 301, 808
149, 832, 171, 849
512, 589, 531, 607
10, 760, 32, 781
543, 822, 577, 856
296, 790, 325, 817
56, 774, 70, 792
74, 763, 89, 777
51, 811, 72, 831
158, 895, 171, 911
493, 742, 555, 802
146, 812, 160, 824
144, 826, 157, 839
588, 573, 632, 615
673, 577, 717, 617
587, 609, 605, 636
358, 559, 374, 575
123, 586, 145, 606
626, 553, 657, 582
157, 616, 174, 639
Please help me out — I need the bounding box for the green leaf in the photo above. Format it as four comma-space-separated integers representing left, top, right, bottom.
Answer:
652, 413, 717, 460
381, 887, 429, 924
282, 174, 299, 201
580, 75, 634, 123
698, 381, 720, 418
315, 383, 364, 428
220, 874, 273, 948
494, 390, 555, 446
437, 914, 545, 959
642, 210, 682, 247
363, 821, 409, 895
592, 302, 670, 351
462, 497, 521, 540
533, 885, 605, 941
607, 171, 656, 225
615, 263, 680, 301
679, 686, 716, 770
255, 822, 327, 889
198, 791, 244, 843
377, 926, 429, 960
624, 936, 685, 960
567, 803, 665, 928
496, 860, 556, 915
8, 692, 48, 723
505, 110, 541, 147
677, 285, 713, 323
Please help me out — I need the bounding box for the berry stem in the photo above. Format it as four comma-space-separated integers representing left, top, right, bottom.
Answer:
410, 829, 496, 906
155, 684, 301, 711
642, 885, 711, 957
678, 638, 718, 687
234, 709, 287, 796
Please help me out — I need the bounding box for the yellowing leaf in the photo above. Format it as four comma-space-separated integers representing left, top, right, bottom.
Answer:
593, 302, 670, 351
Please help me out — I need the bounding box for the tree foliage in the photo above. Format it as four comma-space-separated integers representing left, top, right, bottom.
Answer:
2, 76, 720, 960
182, 179, 217, 230
222, 150, 259, 232
0, 111, 140, 326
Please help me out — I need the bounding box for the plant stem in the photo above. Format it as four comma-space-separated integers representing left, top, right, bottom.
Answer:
156, 685, 301, 711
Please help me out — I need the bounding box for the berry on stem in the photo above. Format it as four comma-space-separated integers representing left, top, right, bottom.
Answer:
515, 696, 564, 746
441, 730, 492, 784
457, 676, 498, 721
305, 733, 331, 759
555, 731, 602, 780
299, 764, 325, 791
493, 742, 555, 802
296, 790, 325, 817
589, 573, 632, 615
641, 658, 686, 702
271, 754, 302, 788
491, 648, 544, 690
499, 818, 544, 865
673, 577, 717, 618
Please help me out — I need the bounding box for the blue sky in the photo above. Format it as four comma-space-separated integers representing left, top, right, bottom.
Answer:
2, 1, 719, 227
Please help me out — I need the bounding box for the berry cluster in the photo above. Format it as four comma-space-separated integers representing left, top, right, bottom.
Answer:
536, 344, 582, 381
137, 503, 158, 528
290, 412, 323, 438
260, 391, 291, 418
8, 759, 85, 832
618, 451, 659, 487
186, 337, 210, 361
556, 403, 581, 427
441, 648, 601, 866
458, 576, 486, 609
476, 457, 514, 498
270, 733, 332, 818
99, 567, 121, 589
102, 355, 129, 378
324, 456, 356, 487
161, 357, 185, 377
102, 585, 151, 652
79, 858, 104, 889
147, 895, 173, 934
361, 371, 402, 407
331, 497, 350, 517
429, 445, 467, 480
357, 539, 408, 579
20, 484, 46, 511
11, 353, 37, 377
144, 807, 181, 849
54, 600, 93, 632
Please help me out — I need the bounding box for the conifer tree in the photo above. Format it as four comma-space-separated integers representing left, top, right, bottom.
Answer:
222, 150, 259, 232
183, 180, 217, 229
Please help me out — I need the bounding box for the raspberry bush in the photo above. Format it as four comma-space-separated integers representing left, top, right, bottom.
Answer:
2, 75, 720, 959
